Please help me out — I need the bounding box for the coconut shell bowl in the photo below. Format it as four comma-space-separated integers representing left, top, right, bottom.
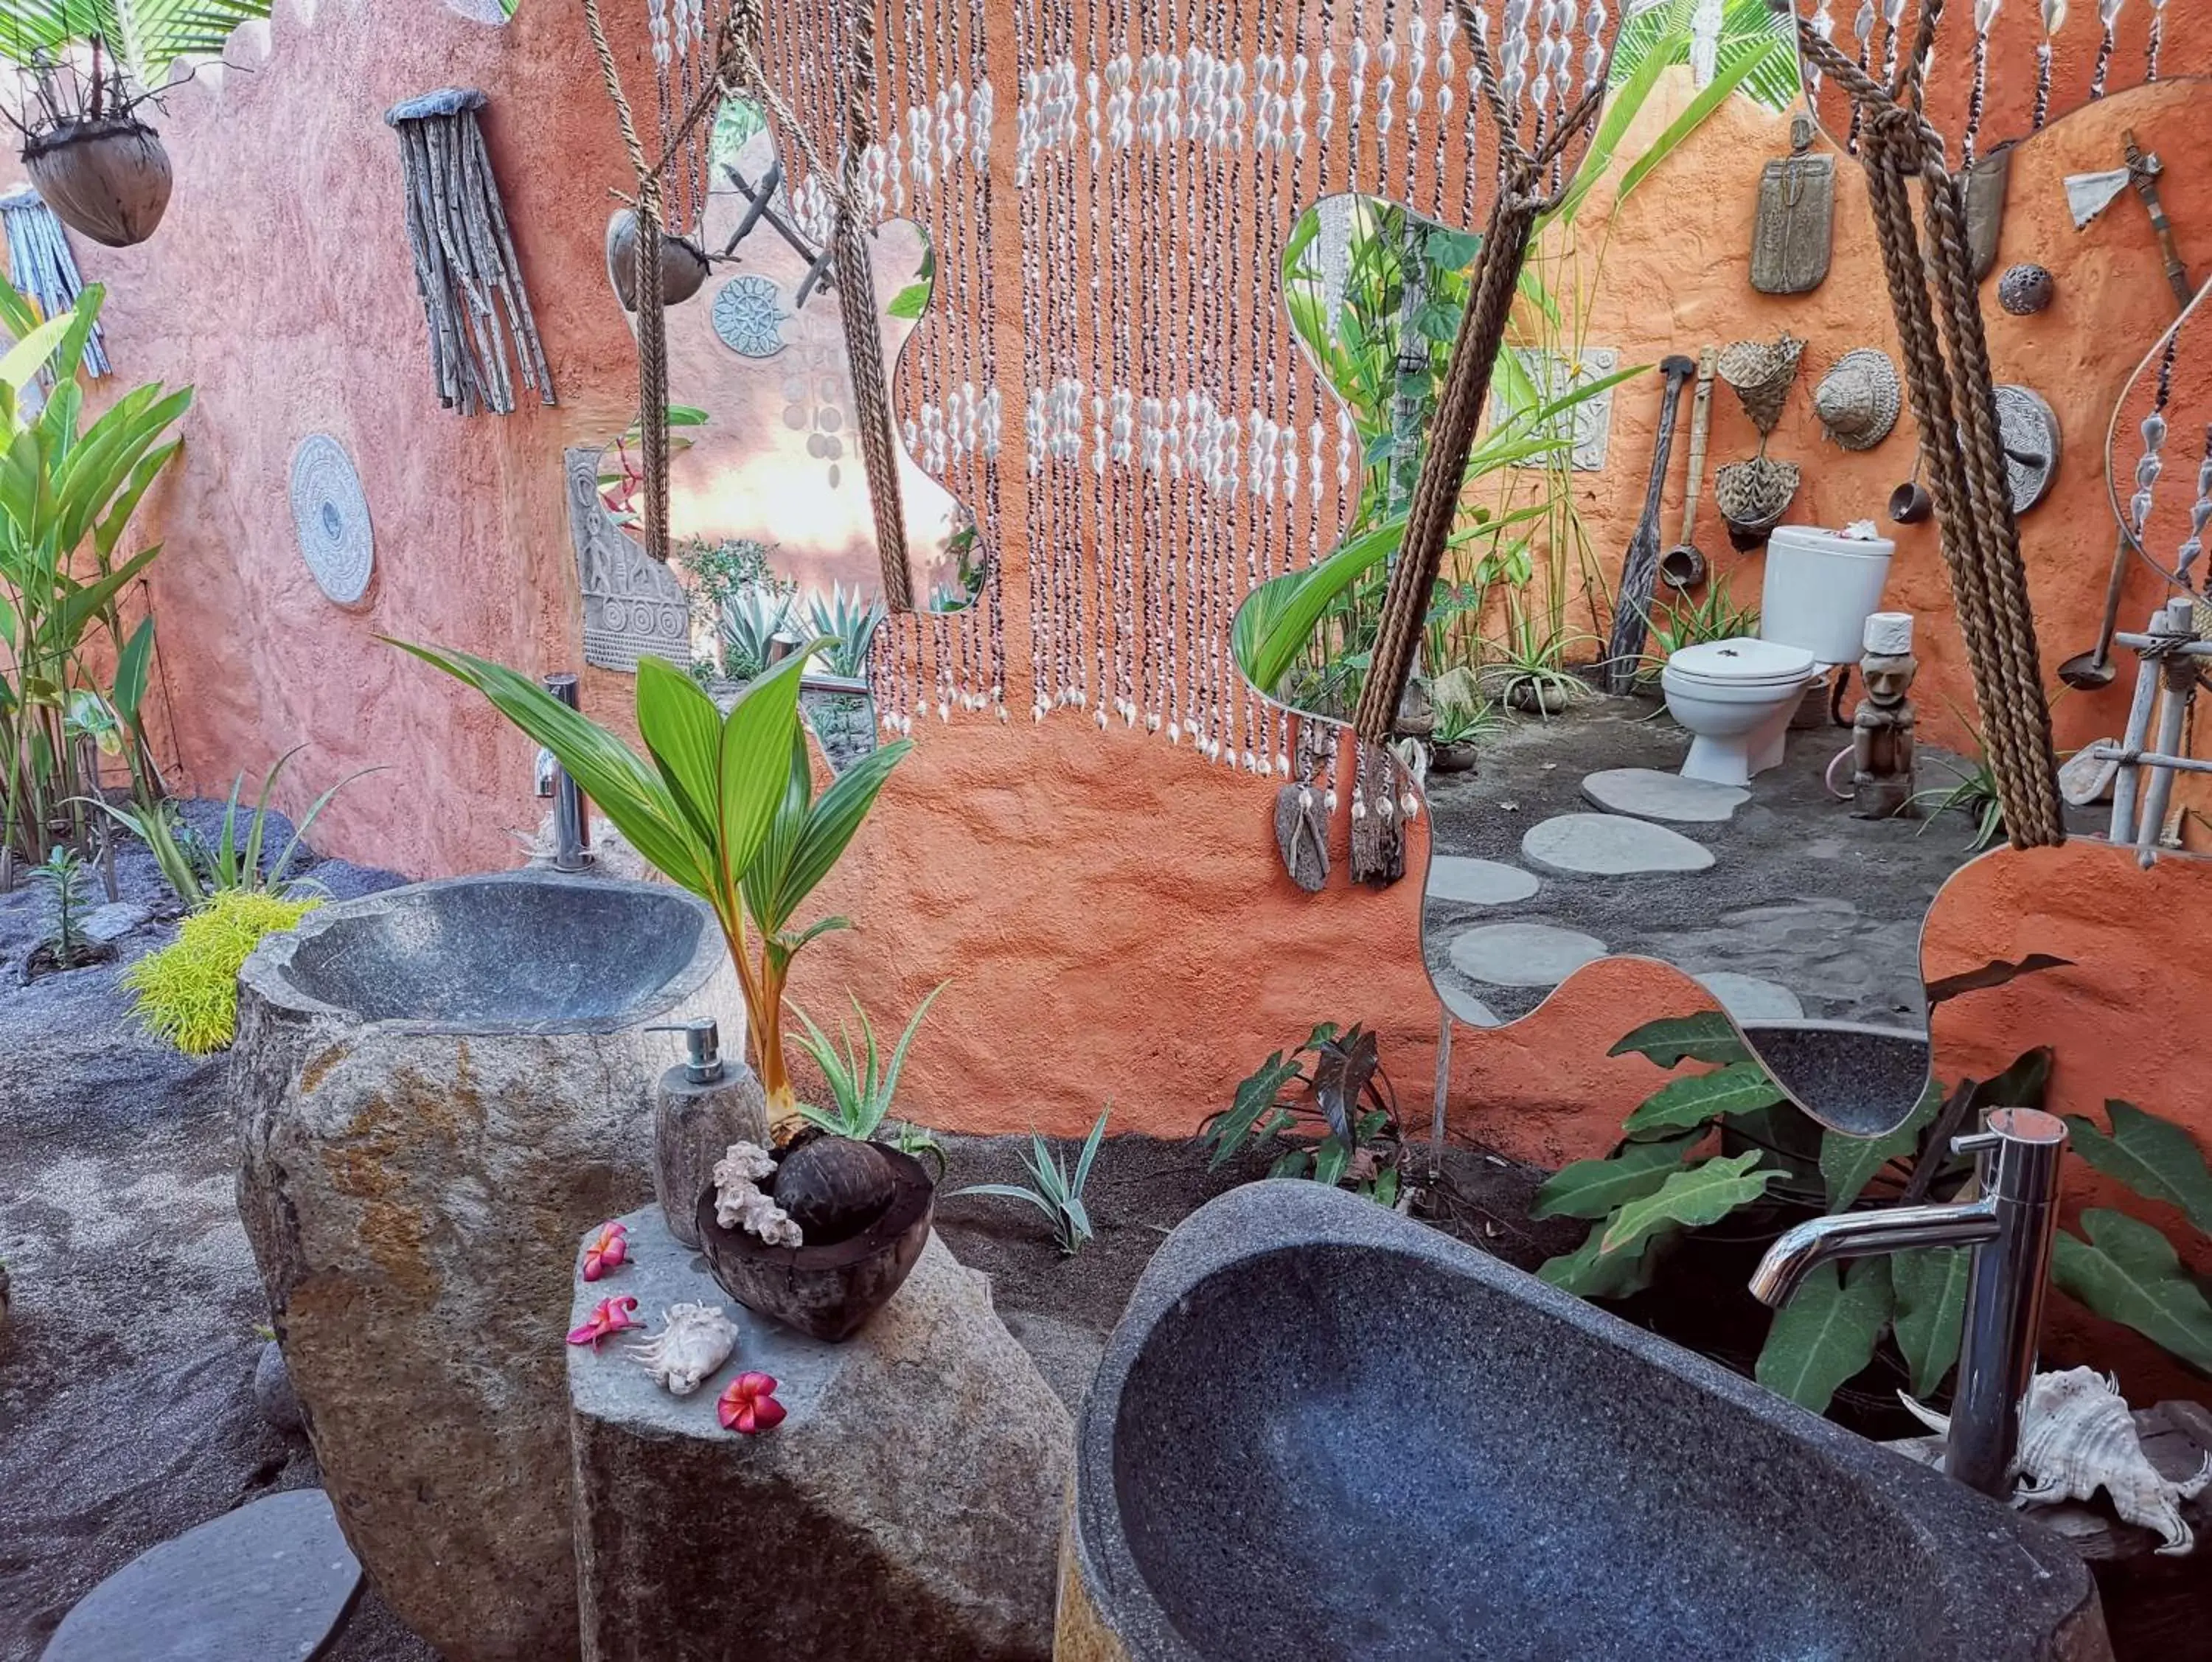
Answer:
695, 1135, 936, 1343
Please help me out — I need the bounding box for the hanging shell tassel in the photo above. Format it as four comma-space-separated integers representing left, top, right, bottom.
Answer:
627, 1301, 739, 1395
1901, 1367, 2211, 1554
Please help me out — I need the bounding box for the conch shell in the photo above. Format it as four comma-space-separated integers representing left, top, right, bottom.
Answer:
712, 1141, 803, 1248
1902, 1367, 2211, 1554
628, 1301, 739, 1396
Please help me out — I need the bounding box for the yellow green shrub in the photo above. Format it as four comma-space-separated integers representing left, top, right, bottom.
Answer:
123, 891, 323, 1055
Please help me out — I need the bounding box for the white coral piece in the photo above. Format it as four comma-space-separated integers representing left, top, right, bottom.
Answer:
627, 1302, 737, 1396
1902, 1366, 2211, 1554
712, 1141, 804, 1247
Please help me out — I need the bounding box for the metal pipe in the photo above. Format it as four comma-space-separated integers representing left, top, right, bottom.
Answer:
1751, 1108, 2069, 1500
540, 672, 592, 873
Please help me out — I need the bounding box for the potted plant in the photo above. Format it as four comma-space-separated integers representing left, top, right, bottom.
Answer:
392, 644, 911, 1124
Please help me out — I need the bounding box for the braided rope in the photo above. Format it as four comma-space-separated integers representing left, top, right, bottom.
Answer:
1353, 184, 1538, 741
1799, 18, 2065, 848
835, 0, 914, 610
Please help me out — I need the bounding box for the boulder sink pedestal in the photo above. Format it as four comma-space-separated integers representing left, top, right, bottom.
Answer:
568, 1206, 1071, 1661
230, 871, 745, 1662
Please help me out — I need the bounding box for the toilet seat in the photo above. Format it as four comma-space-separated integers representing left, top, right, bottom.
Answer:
1664, 638, 1818, 687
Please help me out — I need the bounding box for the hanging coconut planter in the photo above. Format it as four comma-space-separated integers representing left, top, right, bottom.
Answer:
605, 208, 709, 311
22, 114, 170, 247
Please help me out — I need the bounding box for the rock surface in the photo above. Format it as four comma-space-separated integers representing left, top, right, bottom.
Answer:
1447, 922, 1609, 989
230, 872, 738, 1662
1579, 767, 1749, 824
41, 1489, 360, 1662
1424, 855, 1541, 906
1520, 812, 1717, 877
568, 1207, 1073, 1662
254, 1340, 303, 1435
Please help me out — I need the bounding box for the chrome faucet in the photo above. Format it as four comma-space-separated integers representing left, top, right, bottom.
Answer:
535, 672, 593, 874
1750, 1107, 2068, 1499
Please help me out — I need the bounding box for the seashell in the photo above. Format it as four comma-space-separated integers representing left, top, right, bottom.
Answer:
771, 1137, 897, 1245
627, 1301, 738, 1396
1902, 1366, 2212, 1554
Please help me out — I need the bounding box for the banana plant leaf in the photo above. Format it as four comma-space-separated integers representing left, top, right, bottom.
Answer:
2063, 1101, 2212, 1235
1531, 1133, 1700, 1221
2052, 1209, 2212, 1374
1621, 1061, 1785, 1136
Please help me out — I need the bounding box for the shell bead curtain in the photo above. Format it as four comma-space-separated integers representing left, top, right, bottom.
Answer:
383, 88, 554, 417
0, 190, 106, 378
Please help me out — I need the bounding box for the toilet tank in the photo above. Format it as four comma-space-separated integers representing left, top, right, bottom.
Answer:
1760, 525, 1896, 664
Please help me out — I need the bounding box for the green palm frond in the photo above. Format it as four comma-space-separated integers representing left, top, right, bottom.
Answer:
0, 0, 274, 88
1610, 0, 1800, 114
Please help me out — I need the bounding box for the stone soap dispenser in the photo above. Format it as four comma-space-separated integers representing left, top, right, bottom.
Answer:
647, 1018, 767, 1248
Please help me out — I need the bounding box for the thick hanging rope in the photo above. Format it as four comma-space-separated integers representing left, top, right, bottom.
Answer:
1799, 14, 2065, 849
1354, 17, 1607, 743
833, 0, 914, 611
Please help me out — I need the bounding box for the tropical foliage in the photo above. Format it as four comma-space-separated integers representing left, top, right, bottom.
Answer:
793, 981, 945, 1145
952, 1108, 1110, 1256
2056, 1099, 2212, 1377
0, 282, 189, 863
393, 643, 910, 1119
0, 0, 273, 88
1205, 1023, 1408, 1207
1610, 0, 1801, 115
123, 889, 320, 1054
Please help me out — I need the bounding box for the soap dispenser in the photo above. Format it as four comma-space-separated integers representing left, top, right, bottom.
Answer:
646, 1018, 767, 1248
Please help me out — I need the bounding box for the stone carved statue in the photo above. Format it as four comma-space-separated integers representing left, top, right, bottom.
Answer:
1750, 114, 1835, 296
1851, 612, 1918, 821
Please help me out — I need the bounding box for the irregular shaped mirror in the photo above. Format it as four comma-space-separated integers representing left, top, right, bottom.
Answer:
2108, 278, 2212, 596
602, 94, 987, 617
1234, 30, 2124, 1138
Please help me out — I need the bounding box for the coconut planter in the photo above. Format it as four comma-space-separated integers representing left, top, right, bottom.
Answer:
24, 116, 172, 248
696, 1139, 936, 1343
605, 208, 709, 310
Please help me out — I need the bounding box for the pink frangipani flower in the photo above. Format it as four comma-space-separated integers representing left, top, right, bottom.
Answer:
581, 1221, 629, 1282
566, 1295, 640, 1348
717, 1371, 787, 1434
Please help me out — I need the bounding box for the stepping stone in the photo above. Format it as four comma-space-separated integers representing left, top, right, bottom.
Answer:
1580, 768, 1749, 824
1521, 813, 1715, 877
1694, 972, 1804, 1022
43, 1489, 360, 1662
1448, 922, 1608, 989
1440, 985, 1503, 1027
80, 901, 150, 945
1426, 855, 1541, 907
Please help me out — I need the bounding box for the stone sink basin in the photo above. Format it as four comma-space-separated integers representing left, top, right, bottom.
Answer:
232, 870, 746, 1662
1059, 1182, 2107, 1662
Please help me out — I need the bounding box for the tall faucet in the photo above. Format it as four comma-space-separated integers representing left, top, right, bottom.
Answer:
1749, 1107, 2067, 1500
535, 672, 594, 874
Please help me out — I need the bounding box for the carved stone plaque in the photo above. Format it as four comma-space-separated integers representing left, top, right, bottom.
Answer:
288, 434, 374, 606
1490, 347, 1618, 471
1993, 383, 2061, 516
565, 448, 691, 672
1750, 118, 1835, 296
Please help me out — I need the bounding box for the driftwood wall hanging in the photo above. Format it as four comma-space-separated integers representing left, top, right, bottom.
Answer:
384, 88, 554, 417
0, 187, 105, 376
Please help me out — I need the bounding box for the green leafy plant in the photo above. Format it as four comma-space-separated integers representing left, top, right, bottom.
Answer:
0, 283, 189, 863
1537, 1012, 2060, 1413
1607, 0, 1801, 114
2053, 1100, 2212, 1375
599, 405, 708, 526
84, 746, 369, 905
953, 1108, 1109, 1255
807, 583, 886, 679
793, 981, 945, 1145
713, 585, 798, 685
1912, 752, 2007, 852
392, 644, 910, 1120
0, 1, 275, 88
1482, 591, 1597, 714
1429, 684, 1503, 748
122, 889, 321, 1054
1204, 1023, 1408, 1206
681, 535, 782, 611
29, 843, 91, 967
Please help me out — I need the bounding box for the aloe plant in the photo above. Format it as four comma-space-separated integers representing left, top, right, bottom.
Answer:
793, 981, 945, 1143
393, 644, 909, 1119
953, 1109, 1109, 1256
807, 583, 886, 679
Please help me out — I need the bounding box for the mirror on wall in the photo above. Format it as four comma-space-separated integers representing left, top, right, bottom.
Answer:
602, 94, 987, 619
1234, 173, 2113, 1136
2109, 280, 2212, 597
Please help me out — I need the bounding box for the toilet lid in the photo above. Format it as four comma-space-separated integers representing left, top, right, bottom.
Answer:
1669, 638, 1817, 684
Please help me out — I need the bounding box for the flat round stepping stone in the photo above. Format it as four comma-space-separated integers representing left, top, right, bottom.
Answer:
44, 1489, 360, 1662
1694, 972, 1804, 1022
1425, 855, 1541, 907
1447, 922, 1608, 989
1580, 768, 1749, 824
1440, 986, 1502, 1027
1521, 813, 1715, 877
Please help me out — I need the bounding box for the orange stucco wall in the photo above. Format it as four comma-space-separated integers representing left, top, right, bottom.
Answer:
38, 0, 2212, 1402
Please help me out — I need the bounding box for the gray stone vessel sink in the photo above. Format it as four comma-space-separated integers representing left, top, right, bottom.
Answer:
1060, 1182, 2107, 1662
232, 870, 744, 1662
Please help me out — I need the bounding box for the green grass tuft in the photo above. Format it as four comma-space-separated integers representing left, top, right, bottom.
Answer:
123, 891, 322, 1055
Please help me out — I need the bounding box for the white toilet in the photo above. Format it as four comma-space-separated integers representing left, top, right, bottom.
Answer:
1660, 525, 1896, 787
